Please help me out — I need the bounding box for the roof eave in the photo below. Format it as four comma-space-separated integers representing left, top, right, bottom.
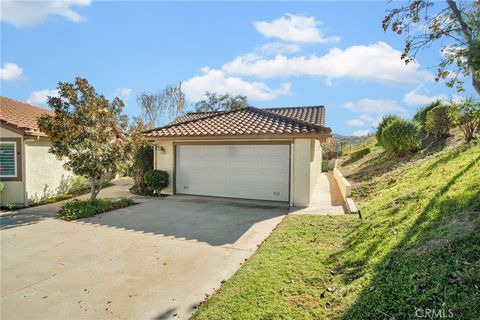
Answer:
145, 131, 331, 141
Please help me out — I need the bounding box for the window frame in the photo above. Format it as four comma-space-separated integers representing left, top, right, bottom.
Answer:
0, 138, 22, 182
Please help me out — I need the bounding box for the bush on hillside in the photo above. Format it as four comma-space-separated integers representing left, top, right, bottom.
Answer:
426, 105, 452, 138
382, 118, 420, 156
451, 98, 480, 142
144, 170, 169, 194
350, 147, 371, 161
377, 115, 401, 147
413, 100, 442, 131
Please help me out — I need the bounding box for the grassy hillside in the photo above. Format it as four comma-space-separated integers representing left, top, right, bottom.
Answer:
192, 141, 480, 319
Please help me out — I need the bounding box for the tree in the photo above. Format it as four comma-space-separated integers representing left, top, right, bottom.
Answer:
376, 114, 401, 147
382, 118, 421, 156
128, 117, 153, 193
451, 97, 480, 141
383, 1, 480, 94
38, 77, 133, 202
413, 100, 443, 129
195, 92, 248, 112
426, 104, 452, 138
138, 82, 185, 129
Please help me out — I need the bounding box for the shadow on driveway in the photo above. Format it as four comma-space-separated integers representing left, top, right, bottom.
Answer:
79, 195, 289, 247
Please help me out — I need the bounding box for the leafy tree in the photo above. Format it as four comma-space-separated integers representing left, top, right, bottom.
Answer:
138, 82, 185, 129
130, 143, 154, 193
376, 114, 401, 147
38, 77, 133, 202
195, 92, 248, 112
383, 1, 480, 94
382, 118, 421, 156
426, 104, 452, 138
127, 116, 154, 193
451, 97, 480, 141
413, 100, 443, 129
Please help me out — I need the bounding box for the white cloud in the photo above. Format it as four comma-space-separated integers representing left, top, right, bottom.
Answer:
223, 42, 432, 85
0, 63, 23, 81
115, 88, 133, 100
346, 114, 382, 128
1, 0, 91, 27
342, 98, 407, 114
182, 67, 291, 101
359, 114, 382, 127
254, 13, 340, 43
403, 88, 462, 106
27, 89, 58, 105
345, 119, 365, 127
352, 129, 370, 137
258, 42, 301, 55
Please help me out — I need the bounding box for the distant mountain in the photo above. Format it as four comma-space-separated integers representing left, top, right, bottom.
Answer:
333, 134, 371, 146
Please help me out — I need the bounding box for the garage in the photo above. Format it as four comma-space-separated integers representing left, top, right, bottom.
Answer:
176, 144, 290, 201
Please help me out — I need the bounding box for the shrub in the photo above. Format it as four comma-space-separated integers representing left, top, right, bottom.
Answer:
0, 181, 4, 193
69, 175, 88, 192
350, 147, 371, 161
382, 118, 421, 156
43, 194, 73, 204
451, 98, 480, 142
413, 100, 442, 130
426, 105, 452, 138
377, 115, 401, 147
144, 170, 169, 194
4, 202, 16, 210
58, 198, 134, 221
130, 143, 154, 193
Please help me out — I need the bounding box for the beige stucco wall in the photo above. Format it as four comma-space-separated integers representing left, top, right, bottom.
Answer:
309, 139, 323, 202
292, 139, 311, 207
24, 139, 74, 203
154, 141, 175, 194
0, 127, 25, 205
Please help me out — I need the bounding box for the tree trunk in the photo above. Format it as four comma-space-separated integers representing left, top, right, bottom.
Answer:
472, 69, 480, 96
446, 0, 480, 96
89, 177, 97, 202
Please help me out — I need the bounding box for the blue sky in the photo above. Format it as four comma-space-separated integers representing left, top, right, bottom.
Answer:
1, 1, 475, 135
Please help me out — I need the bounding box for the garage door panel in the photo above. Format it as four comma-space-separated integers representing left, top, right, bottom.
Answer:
176, 144, 289, 201
179, 146, 202, 157
257, 146, 289, 157
229, 146, 256, 157
256, 174, 287, 187
230, 160, 255, 170
257, 160, 287, 171
202, 146, 226, 156
204, 159, 228, 169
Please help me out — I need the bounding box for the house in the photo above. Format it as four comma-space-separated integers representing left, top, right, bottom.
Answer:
0, 97, 73, 206
145, 106, 332, 207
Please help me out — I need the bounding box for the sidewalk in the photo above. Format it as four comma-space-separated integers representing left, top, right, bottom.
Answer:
290, 171, 346, 215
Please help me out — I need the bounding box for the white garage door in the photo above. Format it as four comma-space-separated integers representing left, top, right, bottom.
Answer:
176, 144, 290, 201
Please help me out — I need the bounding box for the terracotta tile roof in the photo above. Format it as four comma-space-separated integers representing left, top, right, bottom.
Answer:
0, 96, 54, 136
265, 106, 325, 127
168, 111, 223, 125
169, 105, 325, 127
145, 106, 330, 138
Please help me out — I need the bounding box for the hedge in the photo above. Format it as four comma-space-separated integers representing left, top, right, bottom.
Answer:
350, 147, 371, 161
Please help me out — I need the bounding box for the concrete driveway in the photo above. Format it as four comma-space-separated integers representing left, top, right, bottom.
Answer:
1, 183, 287, 319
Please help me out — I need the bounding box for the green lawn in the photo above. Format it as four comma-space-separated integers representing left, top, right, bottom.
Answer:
193, 142, 480, 320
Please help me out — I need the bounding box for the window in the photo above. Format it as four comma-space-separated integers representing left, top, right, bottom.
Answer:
0, 141, 17, 178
